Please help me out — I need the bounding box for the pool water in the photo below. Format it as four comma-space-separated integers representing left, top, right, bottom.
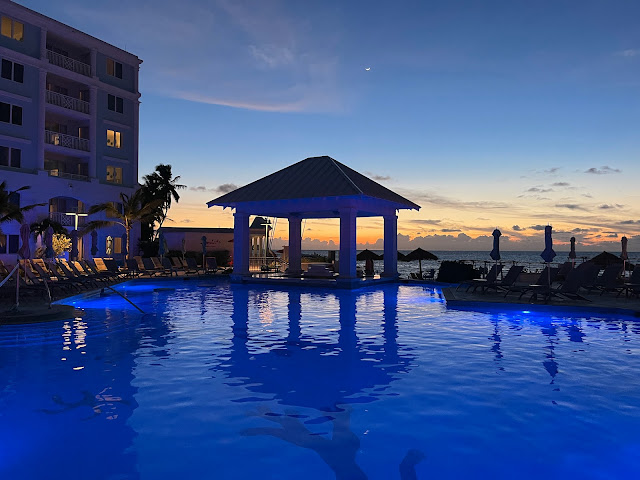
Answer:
1, 279, 639, 479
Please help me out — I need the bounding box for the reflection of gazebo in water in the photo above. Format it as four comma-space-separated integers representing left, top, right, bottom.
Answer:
213, 285, 421, 478
207, 156, 420, 286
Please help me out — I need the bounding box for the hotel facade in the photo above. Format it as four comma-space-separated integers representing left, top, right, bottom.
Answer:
0, 0, 141, 263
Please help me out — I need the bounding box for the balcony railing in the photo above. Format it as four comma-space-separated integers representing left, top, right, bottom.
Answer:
49, 211, 87, 227
46, 49, 91, 77
45, 130, 90, 152
46, 90, 90, 115
47, 169, 90, 182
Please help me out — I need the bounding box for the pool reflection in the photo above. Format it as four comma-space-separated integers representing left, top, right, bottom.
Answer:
215, 285, 424, 479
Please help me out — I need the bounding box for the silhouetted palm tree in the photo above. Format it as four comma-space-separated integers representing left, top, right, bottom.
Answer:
0, 181, 44, 233
82, 189, 162, 259
141, 164, 185, 234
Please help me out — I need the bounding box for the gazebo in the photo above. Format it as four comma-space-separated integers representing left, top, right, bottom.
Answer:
207, 156, 420, 283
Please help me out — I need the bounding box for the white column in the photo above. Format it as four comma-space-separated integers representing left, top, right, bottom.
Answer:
339, 208, 357, 278
288, 215, 302, 274
89, 86, 98, 178
133, 99, 140, 185
233, 211, 250, 275
383, 214, 398, 277
37, 69, 46, 170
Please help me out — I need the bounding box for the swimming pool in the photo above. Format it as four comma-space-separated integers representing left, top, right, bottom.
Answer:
1, 278, 639, 479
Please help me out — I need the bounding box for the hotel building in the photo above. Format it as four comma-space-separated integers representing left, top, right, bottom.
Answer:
0, 0, 141, 262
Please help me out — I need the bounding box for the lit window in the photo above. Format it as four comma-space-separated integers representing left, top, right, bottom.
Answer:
106, 129, 121, 148
0, 102, 22, 125
114, 236, 122, 254
106, 58, 123, 79
106, 165, 123, 184
1, 17, 23, 42
107, 94, 124, 113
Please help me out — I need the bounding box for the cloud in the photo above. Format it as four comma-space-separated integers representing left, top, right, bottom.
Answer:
365, 172, 391, 182
585, 166, 621, 175
248, 44, 294, 69
512, 225, 523, 231
616, 49, 640, 57
440, 229, 461, 233
529, 225, 547, 231
405, 219, 442, 226
526, 187, 553, 193
598, 204, 624, 210
181, 219, 194, 224
216, 183, 239, 193
551, 182, 570, 187
556, 203, 588, 211
620, 220, 640, 225
544, 167, 560, 174
189, 186, 208, 192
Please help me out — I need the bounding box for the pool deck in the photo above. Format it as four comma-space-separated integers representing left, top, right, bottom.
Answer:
442, 285, 640, 316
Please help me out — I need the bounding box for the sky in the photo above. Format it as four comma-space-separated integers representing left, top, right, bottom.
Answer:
17, 0, 640, 251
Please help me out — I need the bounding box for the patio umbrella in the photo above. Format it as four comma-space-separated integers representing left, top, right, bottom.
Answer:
181, 238, 186, 261
158, 230, 166, 258
540, 226, 556, 263
122, 232, 128, 257
490, 229, 501, 261
404, 248, 438, 277
90, 230, 98, 256
397, 251, 407, 261
356, 249, 382, 261
44, 226, 55, 259
17, 223, 30, 259
568, 237, 576, 266
70, 229, 78, 261
621, 236, 629, 277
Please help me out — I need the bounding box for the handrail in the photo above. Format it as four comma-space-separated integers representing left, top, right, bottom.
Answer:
46, 49, 91, 77
46, 90, 90, 114
104, 285, 145, 314
0, 263, 19, 288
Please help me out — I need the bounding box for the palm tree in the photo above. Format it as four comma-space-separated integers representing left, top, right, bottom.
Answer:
141, 164, 185, 235
82, 189, 162, 259
30, 218, 67, 241
0, 181, 44, 233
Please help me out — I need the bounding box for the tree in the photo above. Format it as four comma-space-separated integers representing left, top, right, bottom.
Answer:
0, 181, 44, 233
141, 164, 185, 236
82, 189, 162, 259
30, 218, 67, 241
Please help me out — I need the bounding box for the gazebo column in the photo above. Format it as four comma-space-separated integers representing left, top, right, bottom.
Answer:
383, 213, 398, 277
233, 211, 250, 275
339, 208, 357, 278
288, 215, 302, 274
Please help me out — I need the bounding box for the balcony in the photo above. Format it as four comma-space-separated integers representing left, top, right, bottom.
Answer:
49, 211, 87, 227
46, 49, 91, 77
45, 130, 90, 152
46, 90, 90, 115
47, 169, 90, 182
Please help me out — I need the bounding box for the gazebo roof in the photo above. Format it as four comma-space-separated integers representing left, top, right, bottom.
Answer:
207, 156, 420, 213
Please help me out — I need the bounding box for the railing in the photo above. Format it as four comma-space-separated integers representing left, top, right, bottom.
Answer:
47, 169, 90, 182
249, 256, 282, 272
46, 90, 90, 114
46, 49, 91, 77
49, 212, 87, 227
44, 130, 90, 152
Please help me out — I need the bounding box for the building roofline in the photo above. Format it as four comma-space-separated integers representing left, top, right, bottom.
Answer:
1, 0, 141, 64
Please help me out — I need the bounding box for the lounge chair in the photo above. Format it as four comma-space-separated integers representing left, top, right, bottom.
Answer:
480, 265, 524, 294
142, 257, 165, 276
586, 264, 623, 295
126, 258, 142, 276
525, 264, 597, 302
150, 257, 172, 276
184, 257, 202, 275
616, 267, 640, 298
505, 266, 558, 298
458, 264, 503, 292
205, 257, 218, 273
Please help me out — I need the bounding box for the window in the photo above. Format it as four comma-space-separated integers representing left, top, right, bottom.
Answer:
1, 17, 24, 42
8, 234, 19, 254
0, 102, 21, 125
106, 165, 123, 184
107, 94, 124, 113
1, 59, 23, 83
106, 58, 123, 79
106, 129, 121, 148
0, 146, 21, 168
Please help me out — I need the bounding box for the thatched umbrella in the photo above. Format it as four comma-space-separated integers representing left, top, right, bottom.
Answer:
356, 249, 382, 261
587, 251, 622, 267
403, 248, 438, 277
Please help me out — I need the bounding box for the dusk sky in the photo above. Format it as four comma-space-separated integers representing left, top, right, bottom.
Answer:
18, 0, 640, 250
